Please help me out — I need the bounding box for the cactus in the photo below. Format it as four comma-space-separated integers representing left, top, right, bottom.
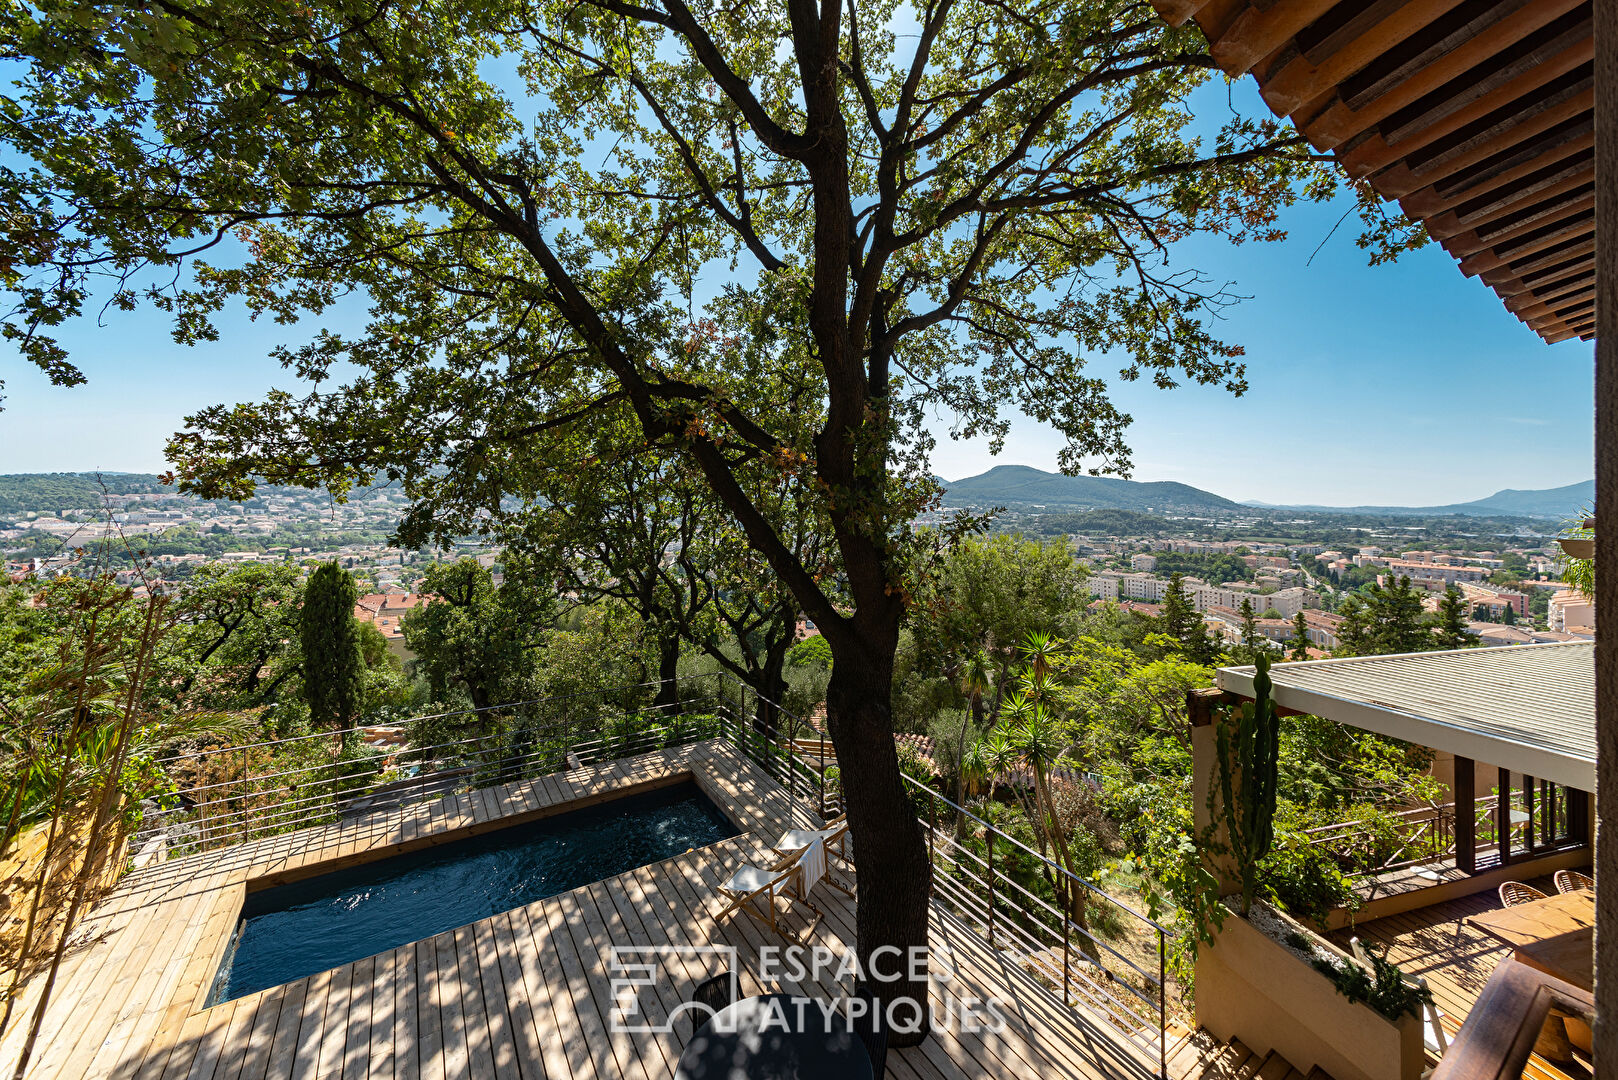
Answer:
1212, 652, 1279, 916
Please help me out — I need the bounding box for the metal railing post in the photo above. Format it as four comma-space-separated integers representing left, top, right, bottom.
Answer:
1159, 928, 1168, 1079
818, 740, 826, 817
987, 829, 996, 944
927, 789, 937, 862
1062, 908, 1071, 1005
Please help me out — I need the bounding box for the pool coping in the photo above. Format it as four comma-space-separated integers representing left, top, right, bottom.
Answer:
134, 742, 815, 1020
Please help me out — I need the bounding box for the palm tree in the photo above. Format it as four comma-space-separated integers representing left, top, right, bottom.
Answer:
1006, 703, 1089, 937
953, 653, 993, 838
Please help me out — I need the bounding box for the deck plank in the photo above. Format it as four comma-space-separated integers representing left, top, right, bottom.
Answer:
5, 741, 1172, 1080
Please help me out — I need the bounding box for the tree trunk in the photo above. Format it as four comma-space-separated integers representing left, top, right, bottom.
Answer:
953, 699, 978, 841
753, 639, 790, 733
653, 632, 682, 712
823, 644, 932, 1047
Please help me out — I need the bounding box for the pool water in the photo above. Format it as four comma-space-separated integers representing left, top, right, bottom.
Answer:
208, 780, 738, 1004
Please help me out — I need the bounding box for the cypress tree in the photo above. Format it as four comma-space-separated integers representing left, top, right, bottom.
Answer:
1433, 585, 1473, 649
301, 560, 364, 729
1238, 596, 1261, 660
1159, 572, 1196, 644
1290, 610, 1310, 660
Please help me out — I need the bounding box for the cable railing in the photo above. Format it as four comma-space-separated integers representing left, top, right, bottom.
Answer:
1303, 795, 1505, 877
718, 686, 1170, 1073
132, 672, 1169, 1075
132, 675, 731, 860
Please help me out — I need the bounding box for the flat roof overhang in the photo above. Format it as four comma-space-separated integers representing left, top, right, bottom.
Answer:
1216, 641, 1595, 791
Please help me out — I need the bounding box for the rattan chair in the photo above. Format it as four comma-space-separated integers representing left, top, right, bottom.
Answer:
1554, 870, 1594, 894
1498, 881, 1549, 907
684, 971, 736, 1035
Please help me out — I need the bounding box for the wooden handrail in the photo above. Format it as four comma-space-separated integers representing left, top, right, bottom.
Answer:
1429, 958, 1593, 1080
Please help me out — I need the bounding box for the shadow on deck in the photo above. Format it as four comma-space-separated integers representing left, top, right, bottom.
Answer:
0, 741, 1164, 1080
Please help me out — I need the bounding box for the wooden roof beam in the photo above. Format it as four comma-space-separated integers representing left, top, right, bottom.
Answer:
1441, 187, 1594, 253
1377, 22, 1591, 147
1400, 134, 1593, 217
1205, 0, 1342, 77
1518, 254, 1597, 290
1340, 60, 1592, 178
1507, 285, 1593, 319
1292, 0, 1582, 144
1256, 0, 1473, 120
1540, 326, 1587, 344
1367, 86, 1593, 197
1528, 301, 1592, 331
1496, 265, 1597, 307
1477, 236, 1595, 284
1424, 168, 1594, 239
1461, 213, 1594, 275
1149, 0, 1220, 29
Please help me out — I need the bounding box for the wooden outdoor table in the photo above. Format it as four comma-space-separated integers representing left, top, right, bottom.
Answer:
1465, 889, 1594, 949
1465, 890, 1595, 1063
1515, 929, 1593, 993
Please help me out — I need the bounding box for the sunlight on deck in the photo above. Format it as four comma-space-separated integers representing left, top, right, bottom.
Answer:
0, 741, 1162, 1080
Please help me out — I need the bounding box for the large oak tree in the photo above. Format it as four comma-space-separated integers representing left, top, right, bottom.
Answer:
0, 0, 1352, 1028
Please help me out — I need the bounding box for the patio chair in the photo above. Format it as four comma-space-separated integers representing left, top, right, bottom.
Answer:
1499, 881, 1549, 907
684, 971, 736, 1035
1554, 870, 1594, 894
773, 816, 853, 896
713, 847, 818, 941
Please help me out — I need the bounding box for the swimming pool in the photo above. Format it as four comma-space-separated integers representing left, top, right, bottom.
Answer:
207, 779, 738, 1004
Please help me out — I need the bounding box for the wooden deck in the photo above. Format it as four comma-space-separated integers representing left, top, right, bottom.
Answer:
1331, 873, 1567, 1031
0, 740, 1163, 1080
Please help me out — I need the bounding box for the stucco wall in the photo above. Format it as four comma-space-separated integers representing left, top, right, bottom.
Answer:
1196, 905, 1424, 1080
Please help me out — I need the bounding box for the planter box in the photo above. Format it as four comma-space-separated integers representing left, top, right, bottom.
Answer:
1196, 900, 1423, 1080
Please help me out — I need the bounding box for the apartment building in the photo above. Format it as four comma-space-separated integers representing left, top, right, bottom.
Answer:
1088, 574, 1318, 619
1384, 559, 1490, 584
1457, 581, 1528, 616
1549, 590, 1595, 633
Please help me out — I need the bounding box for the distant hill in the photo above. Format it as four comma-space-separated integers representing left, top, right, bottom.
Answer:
941, 465, 1591, 520
1448, 480, 1592, 518
1241, 479, 1592, 519
0, 472, 171, 517
940, 465, 1242, 514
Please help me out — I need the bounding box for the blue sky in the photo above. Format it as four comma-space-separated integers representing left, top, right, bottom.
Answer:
0, 81, 1594, 508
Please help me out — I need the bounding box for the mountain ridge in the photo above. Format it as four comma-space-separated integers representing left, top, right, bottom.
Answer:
939, 466, 1590, 519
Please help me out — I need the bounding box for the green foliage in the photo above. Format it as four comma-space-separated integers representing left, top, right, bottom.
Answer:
1210, 653, 1279, 917
1259, 830, 1356, 925
787, 635, 833, 670
402, 558, 552, 710
1159, 574, 1223, 665
299, 561, 363, 729
165, 561, 305, 711
1432, 585, 1472, 649
1310, 946, 1433, 1022
0, 473, 170, 518
1151, 552, 1254, 584
1016, 510, 1178, 538
1335, 575, 1432, 656
1289, 611, 1309, 660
